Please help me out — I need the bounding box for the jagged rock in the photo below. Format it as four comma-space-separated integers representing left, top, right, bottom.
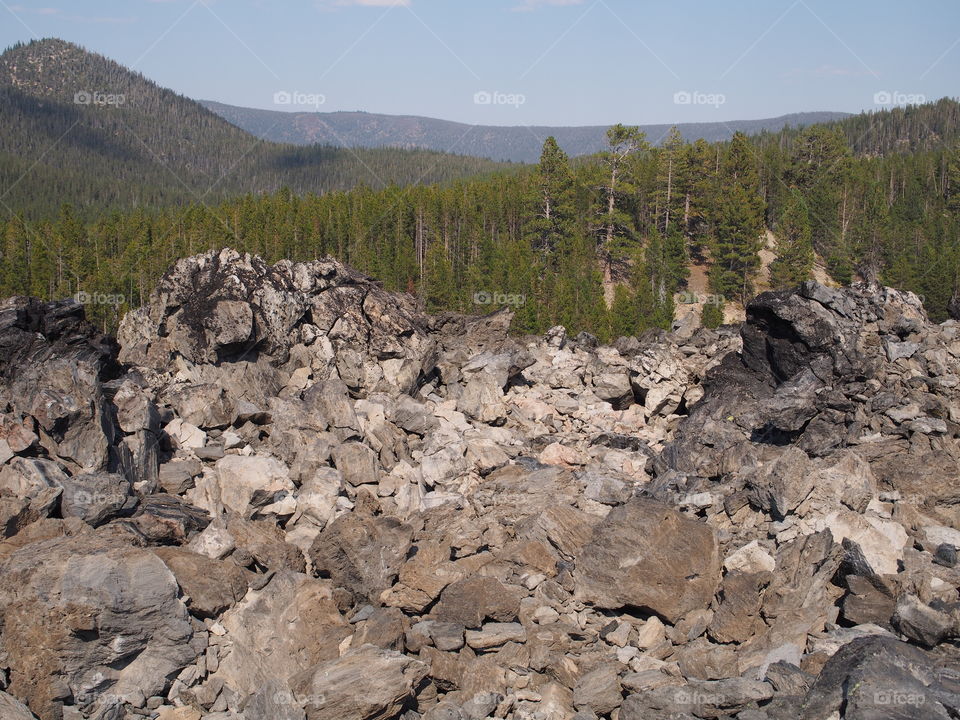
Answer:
158, 458, 201, 495
119, 250, 436, 394
841, 574, 896, 627
130, 493, 210, 544
745, 446, 815, 520
0, 497, 36, 538
227, 515, 306, 573
432, 576, 523, 628
0, 457, 64, 517
153, 547, 249, 618
592, 371, 633, 408
0, 690, 39, 719
573, 664, 623, 715
0, 297, 123, 477
891, 594, 955, 648
212, 454, 295, 517
331, 441, 380, 487
290, 645, 428, 720
59, 471, 134, 526
165, 382, 235, 429
464, 622, 527, 649
708, 571, 771, 644
0, 535, 200, 720
211, 571, 351, 699
6, 260, 960, 718
574, 499, 720, 623
724, 539, 776, 574
800, 636, 959, 719
309, 512, 413, 602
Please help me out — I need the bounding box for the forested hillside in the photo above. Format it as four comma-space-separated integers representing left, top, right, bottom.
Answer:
3, 99, 959, 338
0, 39, 510, 218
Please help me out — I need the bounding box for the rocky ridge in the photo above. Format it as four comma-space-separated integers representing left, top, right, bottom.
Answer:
0, 247, 958, 719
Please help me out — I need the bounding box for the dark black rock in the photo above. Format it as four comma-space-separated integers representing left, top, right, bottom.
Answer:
934, 543, 958, 568
800, 636, 959, 719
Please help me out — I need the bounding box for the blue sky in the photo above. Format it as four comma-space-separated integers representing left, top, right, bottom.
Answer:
2, 0, 957, 126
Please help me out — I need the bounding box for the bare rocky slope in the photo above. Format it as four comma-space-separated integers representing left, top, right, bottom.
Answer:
1, 248, 959, 720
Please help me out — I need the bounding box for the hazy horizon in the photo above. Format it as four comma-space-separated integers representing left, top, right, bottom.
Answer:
2, 0, 956, 126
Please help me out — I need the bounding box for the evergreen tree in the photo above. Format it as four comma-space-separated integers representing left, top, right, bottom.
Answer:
769, 195, 814, 289
595, 124, 648, 285
786, 126, 851, 277
422, 241, 454, 312
710, 183, 764, 302
526, 137, 576, 259
608, 284, 637, 340
701, 300, 724, 329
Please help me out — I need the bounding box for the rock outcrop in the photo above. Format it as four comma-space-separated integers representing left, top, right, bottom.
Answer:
1, 251, 959, 719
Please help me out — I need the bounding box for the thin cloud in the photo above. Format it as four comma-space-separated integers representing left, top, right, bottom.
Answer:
333, 0, 411, 6
512, 0, 584, 12
8, 5, 135, 23
9, 5, 61, 14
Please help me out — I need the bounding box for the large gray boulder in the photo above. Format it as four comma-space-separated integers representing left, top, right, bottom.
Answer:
574, 498, 721, 624
209, 571, 350, 701
309, 512, 413, 603
117, 249, 437, 395
800, 636, 959, 719
0, 535, 201, 720
291, 645, 428, 720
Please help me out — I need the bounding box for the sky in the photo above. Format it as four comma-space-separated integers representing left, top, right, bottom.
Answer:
1, 0, 957, 127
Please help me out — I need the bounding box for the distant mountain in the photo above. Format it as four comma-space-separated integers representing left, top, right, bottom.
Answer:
201, 101, 852, 163
0, 39, 510, 218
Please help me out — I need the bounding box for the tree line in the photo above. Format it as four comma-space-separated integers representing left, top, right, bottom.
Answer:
2, 101, 959, 340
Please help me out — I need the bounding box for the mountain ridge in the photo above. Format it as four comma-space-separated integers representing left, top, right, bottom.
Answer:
0, 38, 511, 218
201, 99, 852, 162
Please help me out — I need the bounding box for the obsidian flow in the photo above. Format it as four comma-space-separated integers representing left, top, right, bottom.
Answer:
0, 252, 958, 720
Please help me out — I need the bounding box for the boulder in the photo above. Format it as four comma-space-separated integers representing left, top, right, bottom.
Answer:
573, 664, 623, 715
309, 512, 413, 602
0, 535, 200, 720
59, 471, 134, 526
800, 636, 957, 719
574, 499, 721, 623
291, 645, 428, 720
432, 576, 523, 628
0, 690, 40, 720
213, 454, 295, 517
210, 571, 350, 698
153, 547, 249, 618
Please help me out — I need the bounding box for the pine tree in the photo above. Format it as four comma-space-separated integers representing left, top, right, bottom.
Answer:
608, 284, 636, 340
701, 300, 724, 329
785, 126, 850, 276
947, 142, 960, 215
595, 124, 648, 286
710, 184, 764, 303
526, 137, 576, 259
422, 241, 454, 313
655, 127, 690, 235
769, 195, 814, 289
